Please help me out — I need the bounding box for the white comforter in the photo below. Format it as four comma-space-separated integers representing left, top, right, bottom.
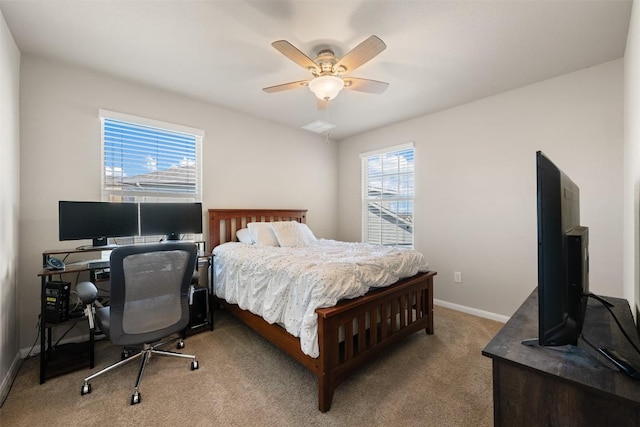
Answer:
213, 239, 429, 357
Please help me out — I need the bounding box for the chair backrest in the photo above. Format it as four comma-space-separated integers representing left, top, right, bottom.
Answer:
107, 242, 198, 346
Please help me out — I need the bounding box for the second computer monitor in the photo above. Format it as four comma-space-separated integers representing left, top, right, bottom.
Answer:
139, 202, 203, 240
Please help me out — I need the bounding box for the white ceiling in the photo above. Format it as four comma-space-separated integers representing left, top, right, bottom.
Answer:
0, 0, 632, 140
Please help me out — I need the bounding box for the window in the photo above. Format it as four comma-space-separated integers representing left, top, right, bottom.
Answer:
100, 109, 204, 243
361, 143, 414, 247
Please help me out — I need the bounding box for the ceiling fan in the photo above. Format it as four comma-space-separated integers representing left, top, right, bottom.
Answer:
263, 35, 389, 107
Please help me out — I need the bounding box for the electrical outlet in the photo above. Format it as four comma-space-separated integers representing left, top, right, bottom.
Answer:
454, 271, 462, 283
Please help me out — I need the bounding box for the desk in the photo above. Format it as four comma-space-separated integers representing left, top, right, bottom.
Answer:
38, 247, 111, 384
38, 245, 213, 383
482, 290, 640, 426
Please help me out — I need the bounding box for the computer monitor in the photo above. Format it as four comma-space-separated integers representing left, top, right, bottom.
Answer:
58, 201, 139, 247
533, 151, 589, 347
139, 202, 203, 241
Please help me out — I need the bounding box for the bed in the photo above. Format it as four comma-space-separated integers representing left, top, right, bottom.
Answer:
208, 208, 437, 412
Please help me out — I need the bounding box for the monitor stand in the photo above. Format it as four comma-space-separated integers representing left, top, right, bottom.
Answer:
92, 237, 108, 247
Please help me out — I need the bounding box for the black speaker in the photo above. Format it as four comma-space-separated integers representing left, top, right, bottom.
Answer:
45, 281, 70, 323
189, 285, 208, 328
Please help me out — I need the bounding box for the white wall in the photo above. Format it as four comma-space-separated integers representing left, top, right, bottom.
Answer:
624, 1, 640, 318
17, 55, 338, 349
338, 60, 624, 318
0, 9, 21, 402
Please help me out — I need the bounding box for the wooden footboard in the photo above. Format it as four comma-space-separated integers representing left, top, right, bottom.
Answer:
214, 271, 435, 412
315, 270, 436, 411
208, 208, 436, 411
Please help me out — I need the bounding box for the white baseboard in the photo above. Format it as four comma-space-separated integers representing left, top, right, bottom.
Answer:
434, 299, 510, 324
1, 332, 103, 403
0, 351, 22, 407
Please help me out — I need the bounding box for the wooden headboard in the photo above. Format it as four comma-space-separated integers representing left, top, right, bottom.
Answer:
208, 209, 307, 249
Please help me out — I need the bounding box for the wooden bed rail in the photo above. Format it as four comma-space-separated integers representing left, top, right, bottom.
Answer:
208, 208, 436, 412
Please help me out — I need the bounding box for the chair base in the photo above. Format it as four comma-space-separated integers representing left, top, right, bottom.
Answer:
81, 338, 198, 405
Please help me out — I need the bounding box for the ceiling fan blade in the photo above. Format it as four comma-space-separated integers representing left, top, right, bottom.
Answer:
343, 77, 389, 94
263, 80, 309, 93
334, 36, 386, 74
272, 40, 319, 73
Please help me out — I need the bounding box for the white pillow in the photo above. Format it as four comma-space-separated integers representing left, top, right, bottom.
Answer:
271, 221, 308, 247
298, 223, 318, 243
247, 222, 279, 246
236, 228, 254, 244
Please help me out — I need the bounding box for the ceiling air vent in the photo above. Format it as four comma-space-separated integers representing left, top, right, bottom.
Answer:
301, 120, 336, 134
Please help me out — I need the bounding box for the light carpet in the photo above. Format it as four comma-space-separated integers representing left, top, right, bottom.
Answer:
1, 306, 502, 426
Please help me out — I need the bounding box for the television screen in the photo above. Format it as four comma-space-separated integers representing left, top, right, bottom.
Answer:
59, 201, 139, 247
139, 202, 203, 240
534, 151, 589, 347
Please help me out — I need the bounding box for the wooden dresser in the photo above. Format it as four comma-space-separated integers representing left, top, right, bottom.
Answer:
482, 289, 640, 426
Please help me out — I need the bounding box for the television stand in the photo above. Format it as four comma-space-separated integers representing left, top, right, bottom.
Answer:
588, 292, 615, 307
483, 289, 640, 426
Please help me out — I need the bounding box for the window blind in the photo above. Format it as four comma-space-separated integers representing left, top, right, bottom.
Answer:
101, 113, 202, 202
361, 144, 415, 247
100, 111, 204, 243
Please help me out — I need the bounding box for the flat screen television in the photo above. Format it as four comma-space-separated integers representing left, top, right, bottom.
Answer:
139, 202, 203, 241
59, 201, 139, 247
531, 151, 590, 347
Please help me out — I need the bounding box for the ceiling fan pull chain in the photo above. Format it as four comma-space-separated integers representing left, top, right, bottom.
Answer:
325, 102, 332, 143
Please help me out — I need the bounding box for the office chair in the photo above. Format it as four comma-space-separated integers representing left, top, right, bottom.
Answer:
78, 242, 199, 405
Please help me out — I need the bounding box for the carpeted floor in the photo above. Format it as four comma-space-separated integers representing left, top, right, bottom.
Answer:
0, 306, 502, 426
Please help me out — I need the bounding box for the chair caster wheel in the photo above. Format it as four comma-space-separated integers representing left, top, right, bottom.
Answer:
177, 340, 185, 349
191, 360, 199, 370
81, 383, 91, 395
121, 349, 131, 360
131, 392, 141, 405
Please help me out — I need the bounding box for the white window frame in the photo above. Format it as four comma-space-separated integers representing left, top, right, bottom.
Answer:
99, 109, 204, 244
360, 142, 415, 247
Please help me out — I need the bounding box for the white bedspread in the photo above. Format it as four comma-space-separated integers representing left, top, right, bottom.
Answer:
212, 239, 429, 357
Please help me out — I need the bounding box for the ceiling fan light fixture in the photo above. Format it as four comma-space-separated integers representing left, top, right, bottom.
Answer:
308, 75, 344, 101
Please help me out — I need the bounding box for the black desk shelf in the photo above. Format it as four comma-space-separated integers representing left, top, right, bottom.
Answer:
38, 246, 111, 384
41, 340, 94, 380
